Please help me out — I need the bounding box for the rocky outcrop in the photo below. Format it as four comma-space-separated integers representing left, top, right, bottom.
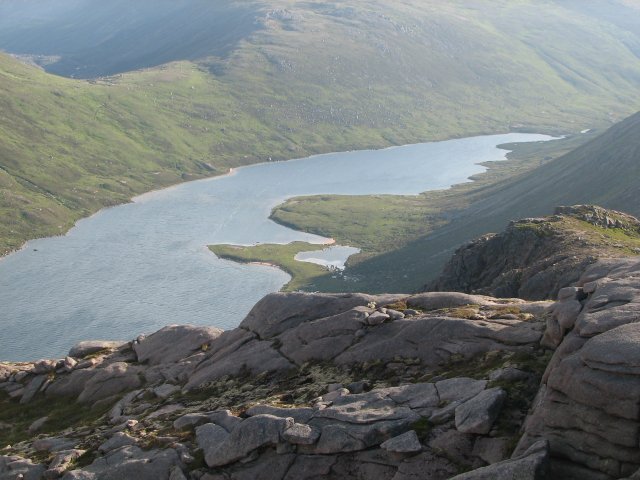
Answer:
186, 292, 544, 390
0, 291, 550, 480
517, 257, 640, 479
450, 440, 550, 479
0, 455, 45, 480
4, 253, 640, 478
430, 205, 640, 300
0, 292, 546, 405
133, 325, 223, 365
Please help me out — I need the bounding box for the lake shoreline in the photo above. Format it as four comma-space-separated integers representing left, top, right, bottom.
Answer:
0, 128, 556, 263
0, 132, 558, 361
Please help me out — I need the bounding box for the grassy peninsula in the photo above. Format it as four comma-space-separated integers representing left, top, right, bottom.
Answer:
264, 112, 640, 293
209, 242, 338, 292
206, 134, 589, 291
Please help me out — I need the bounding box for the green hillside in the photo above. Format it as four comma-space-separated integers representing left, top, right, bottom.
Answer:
0, 1, 259, 78
0, 56, 298, 255
2, 0, 640, 254
270, 111, 640, 293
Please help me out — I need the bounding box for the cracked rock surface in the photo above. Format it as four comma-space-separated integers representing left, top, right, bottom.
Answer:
2, 257, 640, 479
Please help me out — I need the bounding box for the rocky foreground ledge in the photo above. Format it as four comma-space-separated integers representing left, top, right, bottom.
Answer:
1, 257, 640, 479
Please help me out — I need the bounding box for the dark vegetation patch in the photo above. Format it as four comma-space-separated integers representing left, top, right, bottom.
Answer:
0, 391, 112, 446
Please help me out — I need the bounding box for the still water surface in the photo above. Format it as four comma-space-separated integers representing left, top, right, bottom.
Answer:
0, 134, 554, 360
295, 246, 361, 270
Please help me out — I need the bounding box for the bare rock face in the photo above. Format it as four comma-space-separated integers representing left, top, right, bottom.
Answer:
6, 255, 640, 479
429, 206, 640, 301
184, 292, 544, 390
450, 440, 549, 480
455, 388, 506, 435
541, 287, 586, 348
61, 447, 180, 480
196, 423, 229, 465
133, 325, 223, 365
282, 423, 320, 445
68, 341, 127, 358
0, 455, 46, 480
76, 362, 143, 404
332, 314, 541, 367
98, 432, 137, 454
518, 257, 640, 479
239, 292, 398, 339
380, 431, 422, 453
204, 414, 294, 467
183, 330, 295, 390
407, 292, 497, 310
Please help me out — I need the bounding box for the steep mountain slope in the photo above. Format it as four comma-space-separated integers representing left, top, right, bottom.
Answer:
346, 111, 640, 292
0, 54, 294, 255
0, 1, 259, 78
462, 111, 640, 220
1, 0, 640, 255
268, 110, 640, 293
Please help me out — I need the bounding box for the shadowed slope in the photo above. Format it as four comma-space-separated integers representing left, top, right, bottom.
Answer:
349, 112, 640, 292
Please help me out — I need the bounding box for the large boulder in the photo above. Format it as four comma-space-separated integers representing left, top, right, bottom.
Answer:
62, 447, 180, 480
184, 333, 293, 390
239, 292, 400, 339
579, 323, 640, 375
134, 325, 222, 365
282, 423, 320, 445
77, 362, 143, 403
45, 368, 98, 398
0, 455, 46, 480
19, 374, 47, 404
203, 414, 294, 467
455, 388, 506, 435
98, 432, 137, 454
196, 423, 229, 461
541, 291, 584, 349
520, 257, 640, 478
380, 430, 422, 453
450, 440, 549, 479
68, 341, 127, 358
276, 307, 370, 364
574, 276, 640, 338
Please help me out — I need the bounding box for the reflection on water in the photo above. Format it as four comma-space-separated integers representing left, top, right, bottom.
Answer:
294, 245, 361, 270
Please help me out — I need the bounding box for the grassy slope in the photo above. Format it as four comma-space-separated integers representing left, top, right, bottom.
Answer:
209, 242, 334, 292
266, 134, 590, 278
1, 0, 640, 254
326, 112, 640, 293
271, 134, 592, 257
0, 391, 111, 447
268, 111, 640, 293
0, 56, 269, 255
519, 215, 640, 258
